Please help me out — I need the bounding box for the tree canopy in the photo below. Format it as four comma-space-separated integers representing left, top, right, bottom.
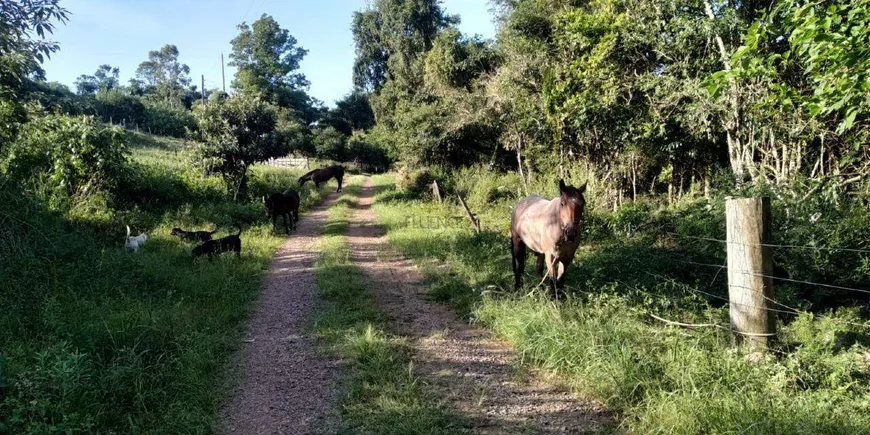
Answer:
230, 14, 309, 100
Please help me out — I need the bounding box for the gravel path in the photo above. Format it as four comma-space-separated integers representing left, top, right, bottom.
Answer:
220, 192, 341, 435
347, 177, 609, 434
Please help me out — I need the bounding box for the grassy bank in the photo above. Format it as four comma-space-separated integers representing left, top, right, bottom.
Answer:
371, 172, 870, 434
311, 179, 468, 434
0, 132, 328, 433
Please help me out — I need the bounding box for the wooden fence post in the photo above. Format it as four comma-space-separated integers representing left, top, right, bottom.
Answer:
431, 180, 442, 202
726, 197, 775, 349
457, 192, 481, 234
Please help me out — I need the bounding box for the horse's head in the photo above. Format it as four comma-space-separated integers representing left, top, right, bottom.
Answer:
298, 176, 308, 186
558, 179, 587, 242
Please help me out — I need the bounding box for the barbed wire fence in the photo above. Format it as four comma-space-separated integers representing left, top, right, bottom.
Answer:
644, 204, 870, 344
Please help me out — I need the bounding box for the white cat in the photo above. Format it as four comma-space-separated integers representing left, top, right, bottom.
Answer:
125, 225, 148, 251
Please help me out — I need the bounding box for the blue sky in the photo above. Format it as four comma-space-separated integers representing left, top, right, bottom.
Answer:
42, 0, 497, 106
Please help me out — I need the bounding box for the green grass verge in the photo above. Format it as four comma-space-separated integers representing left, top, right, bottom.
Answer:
370, 173, 870, 435
312, 179, 469, 434
0, 132, 331, 433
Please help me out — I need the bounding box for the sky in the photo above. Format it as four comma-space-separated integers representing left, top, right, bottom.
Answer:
42, 0, 497, 107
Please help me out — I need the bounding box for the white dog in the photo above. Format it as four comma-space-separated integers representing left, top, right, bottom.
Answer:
125, 225, 148, 251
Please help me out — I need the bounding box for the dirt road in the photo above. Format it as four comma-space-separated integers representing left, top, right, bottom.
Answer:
221, 178, 607, 434
220, 192, 340, 435
345, 177, 608, 434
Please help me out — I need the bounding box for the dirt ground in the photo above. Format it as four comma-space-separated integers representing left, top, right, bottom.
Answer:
345, 177, 609, 434
219, 192, 341, 435
220, 178, 609, 434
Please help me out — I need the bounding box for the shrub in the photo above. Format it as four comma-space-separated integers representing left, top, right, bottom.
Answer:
141, 100, 195, 138
94, 89, 144, 126
346, 135, 390, 172
4, 112, 128, 197
395, 167, 435, 197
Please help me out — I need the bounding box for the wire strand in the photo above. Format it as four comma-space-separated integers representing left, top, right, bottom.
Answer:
668, 257, 870, 296
665, 232, 870, 254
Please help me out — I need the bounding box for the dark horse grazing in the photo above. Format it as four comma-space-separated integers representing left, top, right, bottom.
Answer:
510, 180, 587, 293
263, 189, 300, 234
298, 165, 345, 192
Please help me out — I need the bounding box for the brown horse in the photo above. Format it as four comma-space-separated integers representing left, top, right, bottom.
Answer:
510, 179, 587, 292
298, 165, 345, 192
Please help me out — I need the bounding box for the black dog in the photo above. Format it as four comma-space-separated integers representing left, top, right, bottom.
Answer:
264, 189, 300, 234
171, 227, 216, 243
192, 227, 242, 260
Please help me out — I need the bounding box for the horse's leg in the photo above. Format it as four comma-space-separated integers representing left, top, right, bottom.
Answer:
270, 215, 277, 233
511, 235, 527, 290
545, 252, 558, 293
283, 213, 290, 234
554, 260, 568, 298
535, 253, 545, 277
336, 176, 343, 192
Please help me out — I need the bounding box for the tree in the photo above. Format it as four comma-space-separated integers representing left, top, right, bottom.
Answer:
93, 64, 120, 91
134, 45, 191, 108
0, 0, 69, 153
74, 74, 99, 95
312, 126, 346, 161
75, 64, 120, 94
229, 14, 309, 101
351, 0, 458, 93
321, 91, 376, 135
192, 94, 284, 199
0, 0, 69, 98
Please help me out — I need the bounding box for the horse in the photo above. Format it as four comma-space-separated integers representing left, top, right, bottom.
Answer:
510, 179, 587, 293
298, 165, 345, 192
263, 189, 300, 234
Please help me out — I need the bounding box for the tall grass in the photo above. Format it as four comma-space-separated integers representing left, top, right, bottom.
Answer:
371, 172, 870, 434
312, 180, 468, 434
0, 132, 328, 433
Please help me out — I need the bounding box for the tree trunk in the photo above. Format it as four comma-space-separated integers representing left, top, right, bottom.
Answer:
516, 134, 528, 193
631, 153, 638, 201
705, 0, 750, 183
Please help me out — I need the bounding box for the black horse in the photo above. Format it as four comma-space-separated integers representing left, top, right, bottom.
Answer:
263, 189, 300, 234
298, 165, 345, 192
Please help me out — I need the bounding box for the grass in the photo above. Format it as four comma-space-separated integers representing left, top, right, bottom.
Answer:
311, 179, 469, 434
371, 172, 870, 435
0, 131, 332, 433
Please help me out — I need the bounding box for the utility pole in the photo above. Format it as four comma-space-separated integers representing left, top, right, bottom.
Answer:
201, 75, 205, 100
221, 53, 226, 92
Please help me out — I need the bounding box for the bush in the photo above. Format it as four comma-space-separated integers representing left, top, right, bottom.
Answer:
4, 112, 129, 198
140, 100, 195, 138
346, 135, 390, 172
395, 167, 435, 197
95, 89, 144, 125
